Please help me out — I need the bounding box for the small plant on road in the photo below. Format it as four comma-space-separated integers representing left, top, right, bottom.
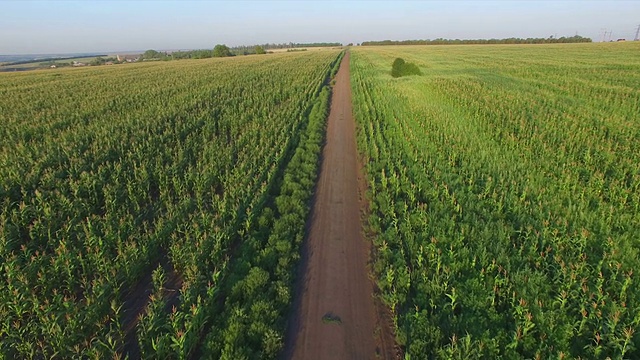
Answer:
322, 312, 342, 325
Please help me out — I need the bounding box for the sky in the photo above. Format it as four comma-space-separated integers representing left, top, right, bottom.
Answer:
1, 0, 639, 54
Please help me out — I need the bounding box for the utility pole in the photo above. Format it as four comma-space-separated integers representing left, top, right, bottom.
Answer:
601, 28, 607, 42
608, 31, 613, 42
635, 24, 640, 41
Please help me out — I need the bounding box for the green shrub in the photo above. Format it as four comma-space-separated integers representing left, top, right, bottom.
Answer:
391, 57, 421, 77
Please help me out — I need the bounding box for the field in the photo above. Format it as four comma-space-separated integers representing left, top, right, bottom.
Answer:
0, 50, 342, 358
2, 40, 640, 359
351, 43, 640, 358
0, 56, 110, 72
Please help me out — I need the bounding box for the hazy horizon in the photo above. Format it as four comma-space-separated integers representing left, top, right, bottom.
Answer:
1, 0, 639, 55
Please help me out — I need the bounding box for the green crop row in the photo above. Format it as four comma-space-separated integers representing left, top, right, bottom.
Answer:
351, 43, 640, 359
0, 50, 341, 358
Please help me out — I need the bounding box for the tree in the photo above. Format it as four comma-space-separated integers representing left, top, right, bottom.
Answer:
193, 49, 213, 59
143, 49, 161, 60
212, 44, 232, 57
254, 45, 266, 55
90, 57, 106, 66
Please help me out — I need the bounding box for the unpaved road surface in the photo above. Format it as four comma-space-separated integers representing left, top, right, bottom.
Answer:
284, 52, 396, 359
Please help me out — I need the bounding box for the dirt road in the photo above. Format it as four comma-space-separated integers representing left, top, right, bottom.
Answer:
284, 52, 396, 359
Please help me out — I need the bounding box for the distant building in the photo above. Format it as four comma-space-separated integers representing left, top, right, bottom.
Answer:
116, 54, 140, 62
617, 39, 626, 42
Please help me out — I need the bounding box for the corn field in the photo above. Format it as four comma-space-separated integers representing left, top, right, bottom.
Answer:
351, 43, 640, 359
0, 49, 342, 359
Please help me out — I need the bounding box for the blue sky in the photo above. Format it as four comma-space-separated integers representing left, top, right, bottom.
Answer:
1, 0, 639, 54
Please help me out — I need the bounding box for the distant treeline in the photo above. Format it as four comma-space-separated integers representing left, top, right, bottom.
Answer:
148, 42, 342, 60
143, 45, 237, 60
361, 36, 592, 46
230, 42, 342, 54
2, 54, 107, 66
261, 42, 342, 49
169, 49, 216, 60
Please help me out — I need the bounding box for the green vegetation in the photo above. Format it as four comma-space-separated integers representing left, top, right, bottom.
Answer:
0, 56, 117, 72
0, 49, 342, 358
96, 42, 339, 64
292, 42, 341, 48
235, 43, 341, 55
362, 35, 592, 46
351, 43, 640, 358
391, 58, 421, 78
212, 44, 233, 58
142, 49, 166, 60
170, 49, 215, 60
89, 57, 106, 66
321, 313, 342, 324
202, 50, 343, 359
1, 54, 108, 66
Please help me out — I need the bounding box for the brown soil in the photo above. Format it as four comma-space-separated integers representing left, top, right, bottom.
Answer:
284, 52, 398, 359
